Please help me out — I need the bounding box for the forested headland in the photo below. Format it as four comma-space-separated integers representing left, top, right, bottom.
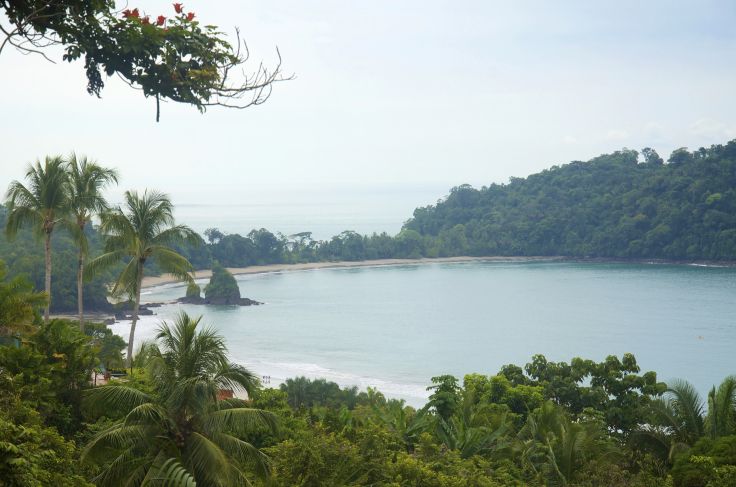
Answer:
406, 142, 736, 260
180, 141, 736, 265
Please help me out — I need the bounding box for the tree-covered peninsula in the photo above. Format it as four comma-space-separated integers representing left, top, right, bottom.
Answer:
406, 142, 736, 260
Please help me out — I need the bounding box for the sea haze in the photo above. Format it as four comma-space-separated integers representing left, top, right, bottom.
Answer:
110, 261, 736, 407
166, 183, 449, 240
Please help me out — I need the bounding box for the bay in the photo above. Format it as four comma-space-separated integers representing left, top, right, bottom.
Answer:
111, 261, 736, 406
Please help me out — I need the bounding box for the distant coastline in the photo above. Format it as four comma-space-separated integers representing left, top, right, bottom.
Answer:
140, 255, 736, 290
140, 256, 562, 289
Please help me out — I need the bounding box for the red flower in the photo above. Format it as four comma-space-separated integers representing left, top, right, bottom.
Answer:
186, 11, 195, 21
156, 15, 166, 26
173, 3, 183, 13
141, 15, 150, 24
123, 8, 140, 18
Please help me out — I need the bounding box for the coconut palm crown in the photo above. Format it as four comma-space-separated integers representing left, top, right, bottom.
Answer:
83, 312, 275, 486
87, 189, 202, 369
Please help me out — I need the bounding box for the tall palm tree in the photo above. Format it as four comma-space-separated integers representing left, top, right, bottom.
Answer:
87, 190, 201, 371
66, 154, 119, 330
83, 312, 275, 486
5, 156, 69, 322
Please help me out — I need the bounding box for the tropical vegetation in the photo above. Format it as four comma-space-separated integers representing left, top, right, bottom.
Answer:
82, 312, 275, 485
86, 190, 201, 371
1, 143, 736, 484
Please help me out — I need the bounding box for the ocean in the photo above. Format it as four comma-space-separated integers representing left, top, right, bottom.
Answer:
110, 260, 736, 407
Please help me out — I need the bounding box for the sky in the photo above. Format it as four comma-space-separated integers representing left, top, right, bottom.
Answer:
2, 1, 736, 214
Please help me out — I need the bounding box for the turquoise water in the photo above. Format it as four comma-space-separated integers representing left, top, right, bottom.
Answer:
112, 261, 736, 406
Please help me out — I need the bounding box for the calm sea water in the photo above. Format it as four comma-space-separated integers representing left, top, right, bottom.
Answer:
111, 261, 736, 406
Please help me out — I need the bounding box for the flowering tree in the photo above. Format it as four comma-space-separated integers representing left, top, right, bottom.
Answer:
1, 1, 290, 121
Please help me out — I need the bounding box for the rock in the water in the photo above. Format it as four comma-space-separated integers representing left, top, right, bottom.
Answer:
176, 295, 262, 306
178, 263, 263, 306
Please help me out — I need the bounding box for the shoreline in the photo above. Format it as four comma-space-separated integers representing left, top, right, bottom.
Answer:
141, 256, 559, 289
140, 255, 736, 290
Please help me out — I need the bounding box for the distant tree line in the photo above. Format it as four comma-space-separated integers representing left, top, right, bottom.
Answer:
177, 140, 736, 265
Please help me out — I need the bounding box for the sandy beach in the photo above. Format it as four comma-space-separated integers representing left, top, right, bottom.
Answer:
140, 256, 562, 290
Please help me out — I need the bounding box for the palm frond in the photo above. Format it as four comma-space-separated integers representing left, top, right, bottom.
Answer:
146, 457, 197, 487
184, 432, 231, 486
668, 378, 705, 440
152, 225, 203, 248
84, 384, 152, 414
210, 432, 270, 478
4, 203, 41, 238
85, 249, 128, 280
81, 423, 149, 461
202, 407, 278, 437
91, 447, 148, 487
149, 247, 195, 284
213, 363, 261, 396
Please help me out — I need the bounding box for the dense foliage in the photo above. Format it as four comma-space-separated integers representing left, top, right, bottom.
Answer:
406, 143, 736, 260
0, 204, 115, 314
83, 312, 274, 485
246, 355, 736, 487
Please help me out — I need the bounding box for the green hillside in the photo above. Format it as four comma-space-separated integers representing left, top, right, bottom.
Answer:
406, 142, 736, 260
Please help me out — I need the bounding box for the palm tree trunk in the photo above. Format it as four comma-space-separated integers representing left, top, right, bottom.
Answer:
127, 265, 144, 376
78, 244, 84, 331
44, 231, 52, 323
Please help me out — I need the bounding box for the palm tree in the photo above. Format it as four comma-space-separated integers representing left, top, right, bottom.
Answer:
83, 312, 275, 486
632, 378, 708, 462
705, 376, 736, 439
5, 156, 69, 322
434, 391, 510, 459
635, 376, 736, 465
66, 154, 119, 330
518, 401, 613, 486
87, 190, 201, 371
370, 397, 431, 452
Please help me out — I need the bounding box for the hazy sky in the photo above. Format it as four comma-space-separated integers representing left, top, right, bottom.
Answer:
2, 0, 736, 206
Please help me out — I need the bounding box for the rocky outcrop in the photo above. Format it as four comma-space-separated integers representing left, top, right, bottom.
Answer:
176, 296, 262, 306
178, 263, 262, 306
